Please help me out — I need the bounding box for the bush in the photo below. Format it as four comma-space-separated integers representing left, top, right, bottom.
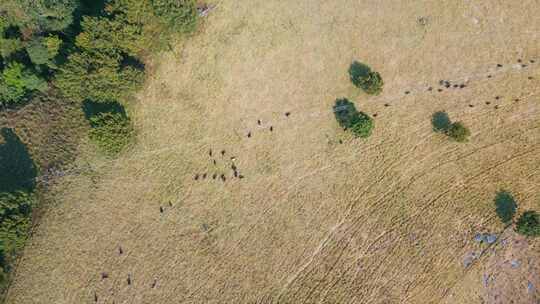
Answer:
349, 61, 384, 95
446, 121, 470, 142
85, 102, 134, 155
516, 211, 540, 237
333, 98, 374, 138
494, 191, 517, 224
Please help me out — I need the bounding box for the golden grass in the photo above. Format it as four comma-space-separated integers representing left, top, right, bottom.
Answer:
6, 0, 540, 303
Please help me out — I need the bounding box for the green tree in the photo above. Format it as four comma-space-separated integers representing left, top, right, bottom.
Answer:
349, 61, 384, 95
333, 98, 374, 138
446, 122, 471, 142
87, 108, 134, 155
494, 191, 517, 224
516, 211, 540, 237
11, 0, 79, 33
55, 51, 143, 102
151, 0, 198, 33
0, 62, 47, 104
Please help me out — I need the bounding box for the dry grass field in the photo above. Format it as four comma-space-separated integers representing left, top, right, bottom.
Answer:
5, 0, 540, 303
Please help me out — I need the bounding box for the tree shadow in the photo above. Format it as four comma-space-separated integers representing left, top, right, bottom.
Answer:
495, 190, 517, 224
0, 128, 37, 192
432, 111, 451, 132
348, 61, 371, 88
82, 100, 126, 120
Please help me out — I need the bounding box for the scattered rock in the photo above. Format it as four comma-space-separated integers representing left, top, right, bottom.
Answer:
486, 234, 497, 244
528, 281, 535, 293
474, 234, 485, 242
510, 260, 520, 268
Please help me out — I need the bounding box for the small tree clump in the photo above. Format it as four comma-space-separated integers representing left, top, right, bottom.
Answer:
516, 211, 540, 237
333, 98, 374, 138
349, 61, 384, 95
446, 121, 471, 142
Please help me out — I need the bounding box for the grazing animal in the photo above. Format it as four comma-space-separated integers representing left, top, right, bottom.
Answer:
247, 132, 251, 138
459, 84, 466, 88
269, 126, 273, 132
127, 274, 132, 285
427, 87, 433, 91
530, 60, 535, 63
168, 201, 172, 207
202, 173, 207, 179
495, 96, 500, 100
514, 98, 520, 102
453, 84, 459, 88
529, 76, 534, 80
220, 174, 226, 181
439, 80, 445, 85
517, 59, 522, 63
209, 149, 212, 156
384, 103, 390, 107
521, 64, 527, 68
438, 88, 443, 92
257, 119, 261, 125
213, 159, 217, 165
212, 173, 217, 179
487, 75, 492, 78
159, 206, 164, 213
194, 174, 199, 180
221, 150, 225, 156
486, 101, 491, 105
94, 292, 98, 302
101, 272, 109, 279
373, 113, 378, 117
151, 279, 157, 288
119, 246, 123, 255
238, 175, 244, 179
468, 104, 474, 108
496, 64, 503, 67
231, 164, 237, 170
405, 91, 410, 94
338, 139, 343, 144
494, 105, 499, 109
234, 171, 238, 177
285, 112, 291, 117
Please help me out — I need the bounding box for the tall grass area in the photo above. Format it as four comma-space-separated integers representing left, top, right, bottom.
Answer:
0, 0, 198, 296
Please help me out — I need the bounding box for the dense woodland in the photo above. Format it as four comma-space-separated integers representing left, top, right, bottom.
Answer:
0, 0, 198, 294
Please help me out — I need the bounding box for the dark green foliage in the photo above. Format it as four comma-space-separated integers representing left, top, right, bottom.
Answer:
431, 111, 451, 133
333, 98, 374, 138
84, 101, 134, 155
349, 61, 384, 95
516, 211, 540, 237
446, 122, 471, 142
494, 191, 517, 224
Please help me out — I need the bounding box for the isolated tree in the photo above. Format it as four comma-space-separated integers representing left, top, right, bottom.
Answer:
446, 122, 470, 142
88, 109, 134, 155
494, 191, 517, 224
0, 62, 47, 104
516, 211, 540, 237
349, 61, 384, 95
431, 111, 451, 133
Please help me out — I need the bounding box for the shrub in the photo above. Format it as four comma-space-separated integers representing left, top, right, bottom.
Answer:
516, 211, 540, 237
349, 61, 384, 95
446, 121, 470, 142
494, 191, 517, 224
431, 111, 451, 133
333, 98, 374, 138
86, 102, 134, 155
